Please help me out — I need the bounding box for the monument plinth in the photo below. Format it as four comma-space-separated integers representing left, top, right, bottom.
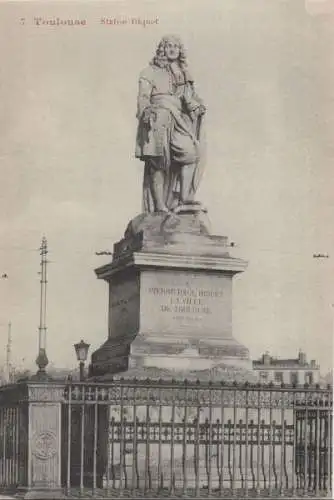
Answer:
89, 210, 253, 381
89, 34, 256, 382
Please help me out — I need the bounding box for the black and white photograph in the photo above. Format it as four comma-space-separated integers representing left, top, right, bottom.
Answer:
0, 0, 333, 498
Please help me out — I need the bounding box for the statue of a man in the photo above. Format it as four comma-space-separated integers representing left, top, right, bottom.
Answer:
135, 35, 206, 213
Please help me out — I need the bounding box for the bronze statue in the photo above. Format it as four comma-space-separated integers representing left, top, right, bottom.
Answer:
135, 35, 206, 213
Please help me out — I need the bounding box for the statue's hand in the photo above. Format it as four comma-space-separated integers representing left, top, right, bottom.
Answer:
198, 104, 206, 116
190, 105, 206, 121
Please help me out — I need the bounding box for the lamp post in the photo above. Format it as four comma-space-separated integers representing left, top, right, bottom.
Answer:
74, 340, 90, 381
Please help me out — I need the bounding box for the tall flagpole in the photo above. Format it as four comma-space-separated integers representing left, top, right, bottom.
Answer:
35, 236, 49, 378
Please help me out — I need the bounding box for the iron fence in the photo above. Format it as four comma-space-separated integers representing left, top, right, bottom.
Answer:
0, 406, 20, 488
0, 379, 331, 498
61, 379, 333, 498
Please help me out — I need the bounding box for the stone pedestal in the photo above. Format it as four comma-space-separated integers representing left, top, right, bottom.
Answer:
90, 210, 254, 382
0, 382, 65, 499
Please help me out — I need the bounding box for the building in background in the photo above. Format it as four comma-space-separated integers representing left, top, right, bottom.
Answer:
320, 369, 333, 387
252, 350, 320, 385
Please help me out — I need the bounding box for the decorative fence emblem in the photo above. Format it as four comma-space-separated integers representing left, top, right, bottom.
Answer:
32, 430, 57, 461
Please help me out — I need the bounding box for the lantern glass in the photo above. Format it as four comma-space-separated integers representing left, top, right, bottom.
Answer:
74, 340, 90, 362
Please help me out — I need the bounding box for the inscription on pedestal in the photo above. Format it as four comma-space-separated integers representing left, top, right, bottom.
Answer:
140, 270, 233, 338
149, 285, 222, 317
109, 274, 140, 338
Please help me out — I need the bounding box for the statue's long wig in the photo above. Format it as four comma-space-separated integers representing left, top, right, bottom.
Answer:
151, 35, 187, 70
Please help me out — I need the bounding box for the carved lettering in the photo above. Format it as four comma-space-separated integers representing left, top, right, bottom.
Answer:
148, 286, 223, 299
149, 285, 223, 318
111, 291, 138, 308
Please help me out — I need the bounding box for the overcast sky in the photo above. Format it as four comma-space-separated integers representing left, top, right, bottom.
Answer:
0, 0, 333, 374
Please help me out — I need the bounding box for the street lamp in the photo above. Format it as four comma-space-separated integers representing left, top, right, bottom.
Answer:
74, 340, 90, 381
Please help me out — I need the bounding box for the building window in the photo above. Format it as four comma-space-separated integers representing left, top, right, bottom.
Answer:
274, 371, 283, 383
259, 371, 269, 381
290, 372, 299, 385
305, 372, 313, 385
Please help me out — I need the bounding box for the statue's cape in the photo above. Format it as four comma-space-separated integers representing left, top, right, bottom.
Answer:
142, 94, 206, 212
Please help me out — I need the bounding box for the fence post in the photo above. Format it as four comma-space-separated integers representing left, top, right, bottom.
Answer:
97, 404, 109, 489
22, 382, 65, 499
